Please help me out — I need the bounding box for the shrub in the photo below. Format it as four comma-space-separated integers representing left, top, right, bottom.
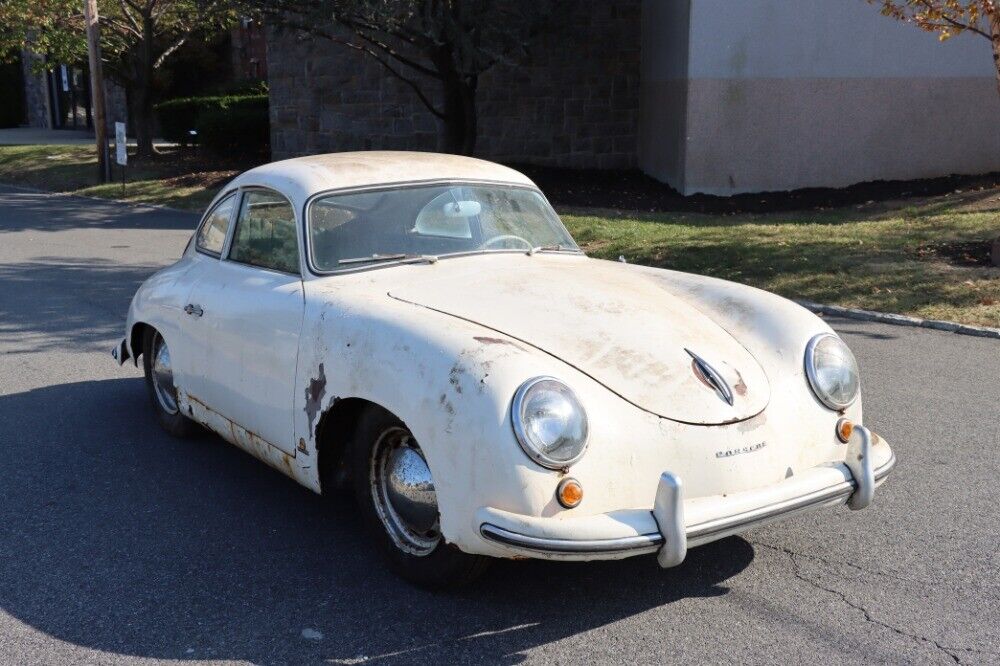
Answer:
155, 93, 269, 152
199, 102, 269, 157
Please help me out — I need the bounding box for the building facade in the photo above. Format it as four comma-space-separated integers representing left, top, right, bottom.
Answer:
266, 1, 641, 168
266, 0, 1000, 196
642, 0, 1000, 194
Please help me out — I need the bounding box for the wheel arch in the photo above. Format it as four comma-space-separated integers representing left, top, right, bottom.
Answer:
129, 321, 152, 366
315, 397, 383, 495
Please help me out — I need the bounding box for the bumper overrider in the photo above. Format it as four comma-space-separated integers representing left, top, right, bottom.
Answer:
478, 426, 895, 568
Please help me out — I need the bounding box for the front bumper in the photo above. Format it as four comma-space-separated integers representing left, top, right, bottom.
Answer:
478, 426, 895, 567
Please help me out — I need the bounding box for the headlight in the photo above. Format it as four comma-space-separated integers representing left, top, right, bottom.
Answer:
511, 377, 589, 469
805, 333, 860, 410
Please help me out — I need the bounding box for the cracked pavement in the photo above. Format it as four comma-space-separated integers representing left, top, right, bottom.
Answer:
0, 185, 997, 664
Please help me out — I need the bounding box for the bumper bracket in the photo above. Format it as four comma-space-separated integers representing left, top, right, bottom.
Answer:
652, 471, 686, 568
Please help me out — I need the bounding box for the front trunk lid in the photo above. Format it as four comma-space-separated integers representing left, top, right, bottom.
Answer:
388, 255, 770, 424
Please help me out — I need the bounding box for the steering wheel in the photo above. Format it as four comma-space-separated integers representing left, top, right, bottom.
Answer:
483, 234, 533, 250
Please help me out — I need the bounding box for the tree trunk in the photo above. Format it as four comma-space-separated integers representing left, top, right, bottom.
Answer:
991, 9, 1000, 100
435, 49, 478, 156
128, 82, 156, 157
129, 16, 157, 158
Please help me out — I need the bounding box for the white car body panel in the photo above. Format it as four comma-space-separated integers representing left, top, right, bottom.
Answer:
119, 151, 893, 565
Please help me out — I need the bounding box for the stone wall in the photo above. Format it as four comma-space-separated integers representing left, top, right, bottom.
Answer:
21, 50, 50, 128
267, 1, 640, 168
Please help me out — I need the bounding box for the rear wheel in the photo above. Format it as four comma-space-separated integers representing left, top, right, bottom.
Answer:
142, 327, 197, 438
352, 405, 489, 588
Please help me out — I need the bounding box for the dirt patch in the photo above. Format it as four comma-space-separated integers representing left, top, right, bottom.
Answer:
914, 240, 995, 268
512, 163, 1000, 214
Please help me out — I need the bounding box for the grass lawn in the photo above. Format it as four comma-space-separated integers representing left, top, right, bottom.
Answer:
0, 144, 243, 211
563, 199, 1000, 328
2, 143, 998, 328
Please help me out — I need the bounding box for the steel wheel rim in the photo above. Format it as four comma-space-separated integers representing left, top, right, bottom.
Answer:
369, 426, 441, 556
151, 332, 179, 415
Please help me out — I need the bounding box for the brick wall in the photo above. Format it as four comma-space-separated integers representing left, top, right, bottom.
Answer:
266, 1, 640, 168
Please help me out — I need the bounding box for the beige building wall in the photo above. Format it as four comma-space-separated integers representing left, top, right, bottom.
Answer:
641, 0, 1000, 195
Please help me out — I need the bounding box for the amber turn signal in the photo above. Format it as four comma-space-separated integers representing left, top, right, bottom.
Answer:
836, 418, 854, 443
556, 478, 584, 509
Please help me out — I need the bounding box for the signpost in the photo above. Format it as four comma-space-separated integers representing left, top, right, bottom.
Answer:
115, 122, 127, 196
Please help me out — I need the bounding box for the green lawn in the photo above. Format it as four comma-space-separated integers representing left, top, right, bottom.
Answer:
0, 144, 239, 211
563, 201, 1000, 328
2, 143, 998, 328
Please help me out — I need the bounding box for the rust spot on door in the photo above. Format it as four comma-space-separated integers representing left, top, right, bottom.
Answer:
304, 363, 327, 433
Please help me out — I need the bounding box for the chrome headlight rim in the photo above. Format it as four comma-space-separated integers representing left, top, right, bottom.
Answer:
511, 376, 589, 470
804, 332, 860, 410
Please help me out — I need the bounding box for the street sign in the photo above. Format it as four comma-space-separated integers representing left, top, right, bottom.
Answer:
60, 65, 69, 92
115, 122, 127, 166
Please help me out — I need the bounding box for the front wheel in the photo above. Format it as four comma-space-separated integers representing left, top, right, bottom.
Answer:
142, 327, 197, 438
352, 406, 489, 588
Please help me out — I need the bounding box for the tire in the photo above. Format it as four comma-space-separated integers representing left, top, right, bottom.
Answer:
142, 327, 197, 438
351, 405, 490, 588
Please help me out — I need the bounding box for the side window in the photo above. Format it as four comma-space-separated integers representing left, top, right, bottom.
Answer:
196, 193, 236, 255
229, 190, 300, 275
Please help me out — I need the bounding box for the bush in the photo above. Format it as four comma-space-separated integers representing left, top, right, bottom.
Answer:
155, 93, 269, 153
199, 103, 269, 157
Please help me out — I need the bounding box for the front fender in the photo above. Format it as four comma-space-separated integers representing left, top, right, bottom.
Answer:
294, 286, 604, 548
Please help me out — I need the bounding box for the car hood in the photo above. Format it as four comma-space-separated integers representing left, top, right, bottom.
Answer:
388, 256, 770, 424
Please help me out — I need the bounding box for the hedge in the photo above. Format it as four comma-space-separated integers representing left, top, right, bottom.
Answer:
155, 93, 269, 155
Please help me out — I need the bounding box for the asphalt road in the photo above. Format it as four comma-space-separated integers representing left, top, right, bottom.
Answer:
1, 184, 998, 665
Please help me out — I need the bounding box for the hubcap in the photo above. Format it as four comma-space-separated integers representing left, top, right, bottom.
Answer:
151, 333, 179, 415
370, 427, 441, 556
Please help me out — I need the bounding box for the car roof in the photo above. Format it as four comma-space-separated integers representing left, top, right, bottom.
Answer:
225, 151, 538, 210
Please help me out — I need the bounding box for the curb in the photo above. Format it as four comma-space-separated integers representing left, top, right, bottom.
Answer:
796, 300, 1000, 340
0, 182, 197, 217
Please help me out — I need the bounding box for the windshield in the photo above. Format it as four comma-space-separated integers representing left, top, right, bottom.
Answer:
307, 183, 579, 271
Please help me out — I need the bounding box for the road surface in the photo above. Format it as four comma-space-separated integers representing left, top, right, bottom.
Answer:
0, 185, 997, 664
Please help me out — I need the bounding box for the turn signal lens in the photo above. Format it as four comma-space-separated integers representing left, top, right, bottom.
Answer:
836, 418, 854, 443
556, 478, 584, 509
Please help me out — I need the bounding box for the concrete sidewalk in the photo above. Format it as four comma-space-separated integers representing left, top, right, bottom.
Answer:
0, 127, 176, 147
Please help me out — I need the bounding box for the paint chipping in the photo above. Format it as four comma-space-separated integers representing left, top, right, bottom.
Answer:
304, 363, 327, 433
448, 364, 466, 394
474, 335, 522, 349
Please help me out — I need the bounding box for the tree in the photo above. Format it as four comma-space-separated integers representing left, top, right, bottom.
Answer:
871, 1, 1000, 98
261, 0, 565, 155
0, 0, 242, 156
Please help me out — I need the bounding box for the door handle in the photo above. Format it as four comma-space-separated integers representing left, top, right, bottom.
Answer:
184, 303, 203, 317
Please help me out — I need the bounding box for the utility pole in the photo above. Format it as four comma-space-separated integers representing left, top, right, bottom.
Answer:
83, 0, 110, 183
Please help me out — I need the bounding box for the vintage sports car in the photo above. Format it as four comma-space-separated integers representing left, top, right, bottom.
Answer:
114, 152, 895, 587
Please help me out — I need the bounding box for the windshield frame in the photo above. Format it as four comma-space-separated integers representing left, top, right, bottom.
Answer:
302, 178, 583, 276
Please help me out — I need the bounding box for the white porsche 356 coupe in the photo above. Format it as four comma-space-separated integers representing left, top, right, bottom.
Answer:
114, 152, 895, 587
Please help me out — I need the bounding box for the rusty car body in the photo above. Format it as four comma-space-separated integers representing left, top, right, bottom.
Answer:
114, 152, 895, 586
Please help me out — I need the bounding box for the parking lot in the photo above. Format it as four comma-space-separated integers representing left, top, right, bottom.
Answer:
0, 184, 997, 664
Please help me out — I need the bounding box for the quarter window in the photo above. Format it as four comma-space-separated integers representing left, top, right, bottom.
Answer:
229, 190, 300, 275
196, 193, 236, 255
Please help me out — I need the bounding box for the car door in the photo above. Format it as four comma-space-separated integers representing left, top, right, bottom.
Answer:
182, 187, 305, 455
170, 190, 239, 400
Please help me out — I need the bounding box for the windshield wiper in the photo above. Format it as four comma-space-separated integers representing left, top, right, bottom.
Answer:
338, 253, 438, 266
528, 244, 578, 255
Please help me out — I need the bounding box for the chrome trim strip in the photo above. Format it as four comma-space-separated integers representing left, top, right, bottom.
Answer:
479, 524, 662, 554
480, 453, 897, 556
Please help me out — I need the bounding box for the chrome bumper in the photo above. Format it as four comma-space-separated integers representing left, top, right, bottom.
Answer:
479, 426, 895, 567
111, 337, 130, 366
